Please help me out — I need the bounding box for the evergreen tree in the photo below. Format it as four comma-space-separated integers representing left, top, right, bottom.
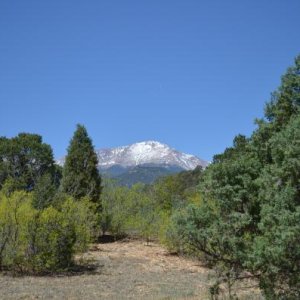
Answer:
167, 54, 300, 298
62, 124, 101, 208
264, 55, 300, 128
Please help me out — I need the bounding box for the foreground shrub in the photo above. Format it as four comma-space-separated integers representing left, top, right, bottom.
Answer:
0, 191, 96, 273
0, 191, 35, 271
28, 206, 76, 272
59, 196, 98, 252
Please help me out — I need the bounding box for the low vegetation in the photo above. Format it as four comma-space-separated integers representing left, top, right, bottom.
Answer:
1, 239, 257, 300
0, 191, 96, 273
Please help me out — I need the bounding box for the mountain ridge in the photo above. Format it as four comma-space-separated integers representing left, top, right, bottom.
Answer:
57, 140, 208, 170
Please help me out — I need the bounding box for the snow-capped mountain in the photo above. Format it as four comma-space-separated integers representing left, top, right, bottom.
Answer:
57, 141, 208, 185
96, 141, 208, 170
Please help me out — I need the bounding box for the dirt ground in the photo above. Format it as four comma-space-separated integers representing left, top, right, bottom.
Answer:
0, 238, 262, 299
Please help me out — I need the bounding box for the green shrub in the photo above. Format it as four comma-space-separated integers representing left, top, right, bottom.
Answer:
100, 183, 131, 237
29, 206, 76, 272
60, 196, 98, 252
0, 191, 96, 273
0, 191, 35, 271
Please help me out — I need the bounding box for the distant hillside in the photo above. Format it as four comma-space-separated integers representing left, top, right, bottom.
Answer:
101, 164, 184, 186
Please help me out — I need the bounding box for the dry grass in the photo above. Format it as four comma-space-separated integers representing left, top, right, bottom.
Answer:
0, 238, 262, 299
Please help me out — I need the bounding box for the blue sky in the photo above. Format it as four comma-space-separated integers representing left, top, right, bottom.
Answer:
1, 1, 299, 161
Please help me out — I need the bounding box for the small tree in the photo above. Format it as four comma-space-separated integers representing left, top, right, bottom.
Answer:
0, 133, 56, 192
62, 124, 101, 209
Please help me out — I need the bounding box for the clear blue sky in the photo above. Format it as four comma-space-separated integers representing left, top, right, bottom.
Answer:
1, 1, 299, 161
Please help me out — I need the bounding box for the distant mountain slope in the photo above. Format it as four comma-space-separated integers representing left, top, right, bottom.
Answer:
103, 164, 185, 186
57, 140, 208, 185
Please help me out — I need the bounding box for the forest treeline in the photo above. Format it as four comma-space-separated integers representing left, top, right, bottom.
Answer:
0, 55, 299, 299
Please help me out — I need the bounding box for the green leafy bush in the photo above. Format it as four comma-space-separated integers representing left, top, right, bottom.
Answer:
0, 191, 35, 271
60, 196, 98, 253
163, 55, 300, 298
29, 206, 76, 272
0, 191, 95, 273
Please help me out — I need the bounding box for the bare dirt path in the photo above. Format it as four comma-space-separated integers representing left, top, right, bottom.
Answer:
0, 239, 211, 299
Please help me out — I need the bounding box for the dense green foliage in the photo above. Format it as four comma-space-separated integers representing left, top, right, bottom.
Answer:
0, 133, 58, 194
0, 127, 100, 274
167, 55, 300, 298
62, 124, 101, 209
100, 167, 203, 242
0, 191, 96, 273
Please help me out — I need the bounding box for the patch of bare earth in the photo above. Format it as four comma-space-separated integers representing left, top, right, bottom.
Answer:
0, 239, 262, 299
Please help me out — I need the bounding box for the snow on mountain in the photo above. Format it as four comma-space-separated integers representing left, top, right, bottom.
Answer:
97, 141, 208, 170
57, 140, 208, 171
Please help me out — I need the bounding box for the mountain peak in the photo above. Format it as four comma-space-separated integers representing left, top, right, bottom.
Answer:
57, 140, 208, 171
136, 140, 166, 146
123, 140, 167, 149
97, 140, 208, 170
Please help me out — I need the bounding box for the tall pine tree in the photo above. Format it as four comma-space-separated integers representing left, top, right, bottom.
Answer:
62, 124, 101, 207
